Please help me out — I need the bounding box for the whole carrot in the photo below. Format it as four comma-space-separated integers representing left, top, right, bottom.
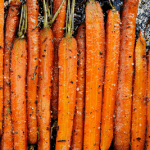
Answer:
114, 0, 139, 149
0, 0, 4, 137
37, 0, 65, 149
1, 1, 21, 149
11, 5, 27, 150
100, 5, 120, 150
147, 48, 150, 149
131, 31, 147, 150
55, 0, 77, 149
71, 23, 86, 150
52, 0, 66, 121
26, 0, 39, 144
83, 0, 105, 149
37, 27, 53, 150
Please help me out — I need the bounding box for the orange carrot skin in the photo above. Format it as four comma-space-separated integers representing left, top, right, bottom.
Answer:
147, 48, 150, 149
84, 1, 105, 149
100, 9, 120, 150
131, 32, 147, 150
52, 0, 66, 120
37, 27, 54, 150
26, 0, 39, 144
0, 0, 4, 137
11, 38, 27, 150
1, 1, 21, 149
55, 36, 77, 150
72, 23, 86, 150
114, 0, 139, 150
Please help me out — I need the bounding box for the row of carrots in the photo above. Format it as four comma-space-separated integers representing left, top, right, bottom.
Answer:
0, 0, 149, 150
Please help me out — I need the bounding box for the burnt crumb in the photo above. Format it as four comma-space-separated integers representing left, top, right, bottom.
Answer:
99, 52, 103, 55
129, 55, 132, 58
35, 100, 37, 104
18, 75, 21, 78
70, 81, 73, 84
11, 90, 14, 93
42, 55, 45, 57
35, 57, 37, 60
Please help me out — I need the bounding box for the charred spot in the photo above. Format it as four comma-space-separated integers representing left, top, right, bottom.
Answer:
0, 86, 3, 89
42, 37, 47, 43
70, 81, 73, 84
142, 55, 146, 58
46, 127, 49, 130
57, 140, 66, 142
99, 52, 103, 55
137, 137, 141, 141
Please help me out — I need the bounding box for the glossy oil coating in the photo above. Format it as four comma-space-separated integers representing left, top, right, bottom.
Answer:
114, 0, 139, 149
37, 27, 54, 150
100, 9, 120, 150
131, 31, 147, 150
52, 0, 67, 120
55, 36, 77, 150
84, 0, 105, 149
0, 0, 4, 137
72, 23, 86, 150
1, 1, 21, 149
11, 38, 27, 150
26, 0, 39, 144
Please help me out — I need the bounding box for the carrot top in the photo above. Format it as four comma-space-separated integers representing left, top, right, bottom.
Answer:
42, 0, 65, 28
109, 0, 116, 11
65, 0, 75, 37
18, 4, 27, 39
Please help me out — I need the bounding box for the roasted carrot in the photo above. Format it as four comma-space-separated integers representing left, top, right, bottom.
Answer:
37, 27, 53, 150
26, 0, 39, 144
131, 31, 147, 150
0, 0, 4, 137
83, 0, 105, 149
147, 48, 150, 149
100, 6, 120, 150
114, 0, 139, 149
37, 0, 65, 149
55, 0, 77, 149
71, 23, 86, 150
11, 5, 27, 150
52, 0, 67, 121
1, 1, 21, 149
